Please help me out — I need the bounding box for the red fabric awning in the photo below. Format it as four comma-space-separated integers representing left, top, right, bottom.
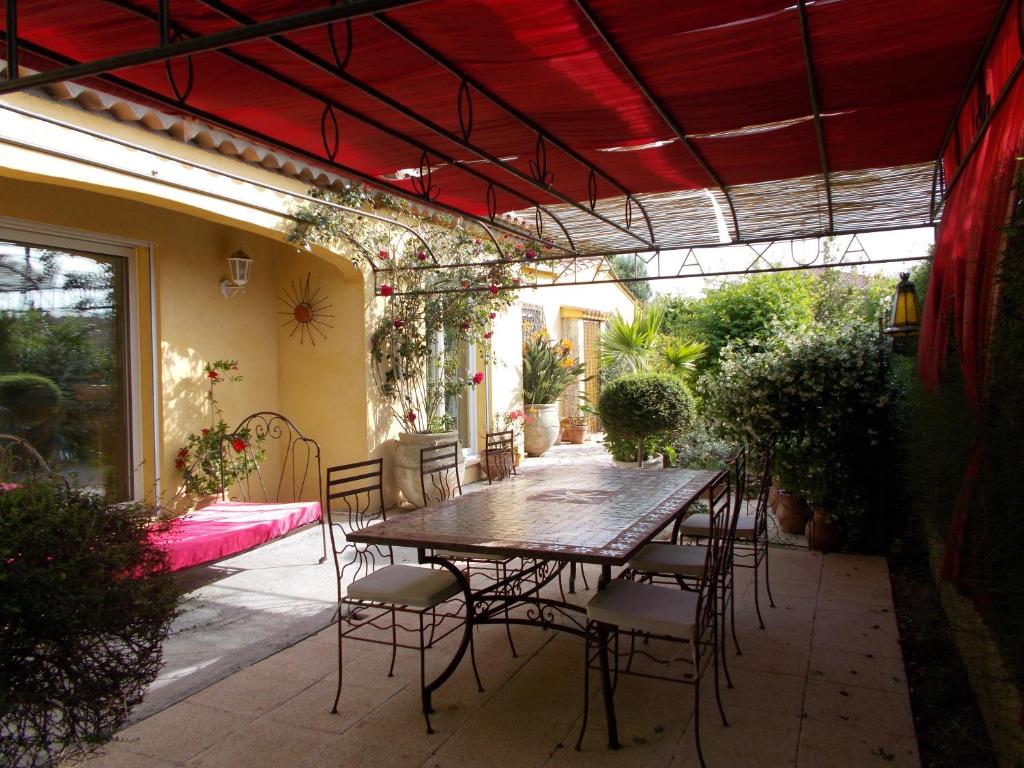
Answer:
1, 0, 1006, 251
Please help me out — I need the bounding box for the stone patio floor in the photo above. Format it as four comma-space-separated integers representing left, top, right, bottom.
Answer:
74, 444, 919, 768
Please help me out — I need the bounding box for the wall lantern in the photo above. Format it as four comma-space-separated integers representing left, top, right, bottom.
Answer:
220, 250, 254, 299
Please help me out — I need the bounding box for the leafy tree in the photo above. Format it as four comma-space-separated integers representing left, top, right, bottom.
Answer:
609, 254, 652, 303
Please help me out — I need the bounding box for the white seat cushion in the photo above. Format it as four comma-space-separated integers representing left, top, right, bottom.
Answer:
587, 580, 699, 638
435, 548, 510, 562
629, 542, 708, 576
680, 513, 756, 540
346, 564, 459, 608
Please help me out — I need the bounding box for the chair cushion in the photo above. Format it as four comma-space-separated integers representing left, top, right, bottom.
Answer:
587, 580, 699, 637
679, 513, 756, 539
346, 564, 460, 608
435, 548, 510, 562
629, 542, 708, 576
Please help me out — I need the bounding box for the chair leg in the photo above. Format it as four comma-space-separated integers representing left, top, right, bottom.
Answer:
331, 607, 344, 714
718, 583, 734, 690
575, 624, 593, 751
694, 646, 707, 768
388, 607, 398, 677
763, 536, 776, 608
597, 624, 620, 749
418, 614, 434, 734
729, 572, 742, 657
753, 544, 767, 630
468, 619, 485, 693
319, 519, 327, 564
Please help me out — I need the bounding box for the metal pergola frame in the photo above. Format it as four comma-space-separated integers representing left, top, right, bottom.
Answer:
0, 0, 1009, 285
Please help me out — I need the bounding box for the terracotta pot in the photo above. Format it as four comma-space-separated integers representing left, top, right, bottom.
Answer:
513, 449, 523, 467
394, 431, 464, 508
775, 490, 811, 535
805, 505, 846, 552
563, 424, 589, 444
524, 404, 560, 456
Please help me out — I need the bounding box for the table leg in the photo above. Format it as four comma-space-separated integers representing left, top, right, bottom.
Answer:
598, 564, 612, 590
569, 561, 577, 594
418, 548, 475, 713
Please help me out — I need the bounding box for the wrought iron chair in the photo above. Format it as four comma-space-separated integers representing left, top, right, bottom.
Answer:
0, 433, 59, 485
626, 447, 747, 687
575, 471, 731, 766
421, 441, 520, 657
482, 429, 516, 484
677, 440, 776, 629
327, 458, 481, 733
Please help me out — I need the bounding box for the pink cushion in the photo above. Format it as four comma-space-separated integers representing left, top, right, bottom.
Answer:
150, 501, 321, 572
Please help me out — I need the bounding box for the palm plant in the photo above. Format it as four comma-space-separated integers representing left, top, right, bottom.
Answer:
657, 339, 707, 377
599, 300, 667, 375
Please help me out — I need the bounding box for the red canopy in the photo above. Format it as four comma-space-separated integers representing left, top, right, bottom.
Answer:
0, 0, 1006, 252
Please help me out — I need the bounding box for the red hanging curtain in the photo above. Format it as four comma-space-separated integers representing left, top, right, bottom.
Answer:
917, 9, 1024, 584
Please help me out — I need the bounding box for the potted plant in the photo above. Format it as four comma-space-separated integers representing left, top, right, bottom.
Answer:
561, 411, 590, 444
175, 360, 264, 510
598, 373, 692, 467
521, 327, 586, 456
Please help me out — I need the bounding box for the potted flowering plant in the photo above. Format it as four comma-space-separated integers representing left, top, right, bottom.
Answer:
521, 326, 586, 456
483, 408, 527, 477
175, 360, 264, 507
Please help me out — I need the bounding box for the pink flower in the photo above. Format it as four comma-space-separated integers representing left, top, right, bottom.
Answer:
380, 284, 394, 297
379, 249, 389, 260
488, 284, 499, 295
472, 372, 484, 385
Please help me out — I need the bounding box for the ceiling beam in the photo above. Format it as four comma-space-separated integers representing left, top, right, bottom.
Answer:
796, 0, 834, 233
0, 0, 429, 95
572, 0, 742, 241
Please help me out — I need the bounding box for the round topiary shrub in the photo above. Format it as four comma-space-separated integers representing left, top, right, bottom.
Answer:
0, 373, 62, 430
599, 373, 692, 463
0, 482, 179, 767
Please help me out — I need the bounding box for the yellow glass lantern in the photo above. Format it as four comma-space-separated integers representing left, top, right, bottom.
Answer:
883, 272, 921, 338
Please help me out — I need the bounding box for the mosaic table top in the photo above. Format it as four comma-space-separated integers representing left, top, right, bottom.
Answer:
348, 465, 723, 565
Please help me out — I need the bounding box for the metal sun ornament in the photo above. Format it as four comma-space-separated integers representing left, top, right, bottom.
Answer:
278, 272, 334, 345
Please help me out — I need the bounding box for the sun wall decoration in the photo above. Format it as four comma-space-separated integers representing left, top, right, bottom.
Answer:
278, 272, 334, 345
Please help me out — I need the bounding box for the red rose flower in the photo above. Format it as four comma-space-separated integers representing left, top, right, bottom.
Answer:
405, 410, 417, 423
488, 284, 499, 294
201, 427, 210, 436
174, 458, 185, 470
512, 278, 521, 285
526, 249, 537, 260
488, 312, 497, 319
380, 284, 394, 297
207, 370, 219, 380
379, 249, 389, 260
232, 438, 246, 453
484, 331, 493, 339
460, 321, 471, 331
472, 371, 484, 385
393, 319, 404, 329
417, 250, 427, 261
177, 447, 189, 458
461, 280, 471, 288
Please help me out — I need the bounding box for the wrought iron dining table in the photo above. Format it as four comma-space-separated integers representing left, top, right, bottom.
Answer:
346, 463, 723, 741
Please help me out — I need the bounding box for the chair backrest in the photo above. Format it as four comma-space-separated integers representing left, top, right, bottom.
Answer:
420, 441, 462, 505
325, 458, 389, 589
0, 433, 51, 483
752, 437, 776, 537
483, 429, 515, 484
720, 446, 748, 573
730, 444, 748, 517
696, 470, 731, 628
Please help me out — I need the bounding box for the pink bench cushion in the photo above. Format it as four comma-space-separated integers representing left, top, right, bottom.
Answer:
151, 500, 322, 572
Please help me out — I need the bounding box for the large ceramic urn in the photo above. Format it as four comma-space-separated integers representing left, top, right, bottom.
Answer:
523, 403, 560, 457
394, 431, 464, 508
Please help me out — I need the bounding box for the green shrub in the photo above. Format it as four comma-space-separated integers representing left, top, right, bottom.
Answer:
599, 374, 692, 463
702, 324, 901, 546
0, 373, 61, 430
0, 482, 179, 766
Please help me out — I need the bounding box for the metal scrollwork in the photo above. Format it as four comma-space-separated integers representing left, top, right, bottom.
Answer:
624, 194, 634, 229
457, 79, 474, 142
326, 16, 353, 71
410, 150, 440, 201
587, 169, 598, 211
321, 103, 340, 162
528, 133, 554, 188
486, 181, 497, 222
163, 28, 194, 104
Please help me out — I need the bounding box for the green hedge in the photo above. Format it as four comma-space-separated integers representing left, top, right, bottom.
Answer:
599, 374, 691, 463
0, 373, 61, 429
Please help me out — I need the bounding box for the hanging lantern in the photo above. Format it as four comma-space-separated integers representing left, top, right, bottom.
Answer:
883, 272, 921, 338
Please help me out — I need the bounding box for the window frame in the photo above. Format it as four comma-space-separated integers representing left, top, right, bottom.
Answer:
0, 216, 153, 501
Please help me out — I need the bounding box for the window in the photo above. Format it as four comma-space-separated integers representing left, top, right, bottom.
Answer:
432, 330, 479, 459
0, 225, 140, 500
